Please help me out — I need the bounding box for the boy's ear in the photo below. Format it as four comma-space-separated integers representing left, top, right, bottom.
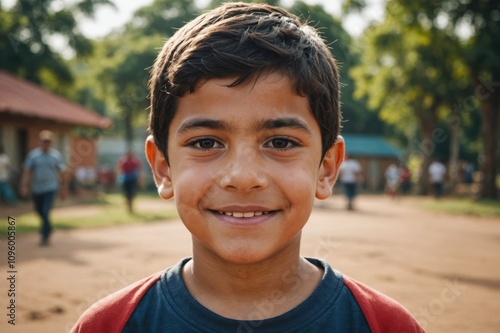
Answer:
316, 135, 345, 200
145, 135, 173, 200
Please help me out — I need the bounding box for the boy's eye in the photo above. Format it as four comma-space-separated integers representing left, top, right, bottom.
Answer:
199, 139, 216, 149
189, 138, 223, 150
271, 138, 290, 149
266, 137, 298, 150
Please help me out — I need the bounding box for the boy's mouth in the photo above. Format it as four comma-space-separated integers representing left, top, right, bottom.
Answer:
214, 211, 272, 218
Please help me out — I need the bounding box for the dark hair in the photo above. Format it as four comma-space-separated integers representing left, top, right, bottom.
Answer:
149, 2, 341, 162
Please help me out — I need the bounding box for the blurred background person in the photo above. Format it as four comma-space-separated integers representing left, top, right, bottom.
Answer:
384, 163, 400, 199
399, 165, 412, 195
339, 154, 362, 210
116, 148, 142, 213
0, 144, 16, 206
19, 130, 67, 246
428, 158, 447, 199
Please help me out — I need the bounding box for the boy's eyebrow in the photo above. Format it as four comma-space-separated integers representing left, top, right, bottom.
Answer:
177, 118, 230, 135
176, 117, 312, 135
258, 117, 312, 135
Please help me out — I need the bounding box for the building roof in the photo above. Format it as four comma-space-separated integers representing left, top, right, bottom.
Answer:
342, 134, 403, 158
0, 70, 111, 128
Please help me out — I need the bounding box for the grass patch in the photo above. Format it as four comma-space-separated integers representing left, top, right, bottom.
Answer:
2, 193, 177, 236
421, 198, 500, 217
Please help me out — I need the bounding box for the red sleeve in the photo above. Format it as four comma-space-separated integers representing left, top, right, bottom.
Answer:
344, 275, 425, 333
70, 272, 162, 333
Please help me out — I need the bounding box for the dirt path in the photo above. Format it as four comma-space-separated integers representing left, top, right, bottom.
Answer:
1, 195, 499, 333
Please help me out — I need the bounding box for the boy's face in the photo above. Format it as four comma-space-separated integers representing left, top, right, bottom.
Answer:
147, 73, 344, 264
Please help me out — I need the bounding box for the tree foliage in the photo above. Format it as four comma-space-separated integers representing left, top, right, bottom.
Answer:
127, 0, 200, 37
0, 0, 114, 92
72, 0, 201, 146
347, 0, 496, 197
392, 0, 499, 199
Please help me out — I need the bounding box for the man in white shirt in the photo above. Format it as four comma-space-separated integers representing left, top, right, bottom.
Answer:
428, 159, 447, 198
384, 163, 400, 198
339, 154, 362, 210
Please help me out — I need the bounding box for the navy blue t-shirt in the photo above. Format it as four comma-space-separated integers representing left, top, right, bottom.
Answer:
123, 257, 371, 332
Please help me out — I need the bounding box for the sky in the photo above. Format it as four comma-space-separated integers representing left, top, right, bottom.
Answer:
76, 0, 385, 38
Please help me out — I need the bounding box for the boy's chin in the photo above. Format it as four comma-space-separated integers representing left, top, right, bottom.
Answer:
192, 245, 270, 265
207, 244, 294, 266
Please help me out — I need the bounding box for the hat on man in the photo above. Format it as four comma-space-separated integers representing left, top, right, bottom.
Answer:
39, 130, 54, 142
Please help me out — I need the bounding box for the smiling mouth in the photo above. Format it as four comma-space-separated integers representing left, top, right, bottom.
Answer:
212, 211, 274, 218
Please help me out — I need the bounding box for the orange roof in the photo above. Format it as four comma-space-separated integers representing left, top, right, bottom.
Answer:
0, 70, 112, 128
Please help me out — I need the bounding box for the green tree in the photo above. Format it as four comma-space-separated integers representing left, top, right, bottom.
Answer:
0, 0, 114, 92
128, 0, 200, 37
72, 34, 165, 147
106, 35, 165, 147
347, 1, 470, 194
74, 0, 201, 147
389, 0, 499, 199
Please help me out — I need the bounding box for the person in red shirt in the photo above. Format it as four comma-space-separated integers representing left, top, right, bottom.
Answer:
116, 149, 141, 213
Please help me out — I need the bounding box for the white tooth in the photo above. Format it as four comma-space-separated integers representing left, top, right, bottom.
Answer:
225, 212, 232, 216
243, 212, 255, 218
254, 212, 263, 216
233, 212, 244, 218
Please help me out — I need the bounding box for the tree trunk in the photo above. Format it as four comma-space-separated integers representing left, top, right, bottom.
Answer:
475, 74, 500, 199
449, 117, 461, 193
415, 98, 441, 195
415, 103, 440, 195
417, 125, 434, 196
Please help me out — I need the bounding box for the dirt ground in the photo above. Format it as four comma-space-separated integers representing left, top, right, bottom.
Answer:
1, 194, 499, 333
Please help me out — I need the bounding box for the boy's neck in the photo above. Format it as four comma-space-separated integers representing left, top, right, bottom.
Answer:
182, 238, 323, 320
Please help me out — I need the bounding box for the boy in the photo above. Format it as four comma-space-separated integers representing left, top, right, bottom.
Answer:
72, 3, 423, 332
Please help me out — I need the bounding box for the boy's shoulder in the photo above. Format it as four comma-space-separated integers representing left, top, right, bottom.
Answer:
70, 259, 424, 333
343, 274, 424, 333
70, 271, 162, 333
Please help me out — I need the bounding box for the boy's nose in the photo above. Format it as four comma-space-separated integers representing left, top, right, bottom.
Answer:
218, 145, 268, 192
